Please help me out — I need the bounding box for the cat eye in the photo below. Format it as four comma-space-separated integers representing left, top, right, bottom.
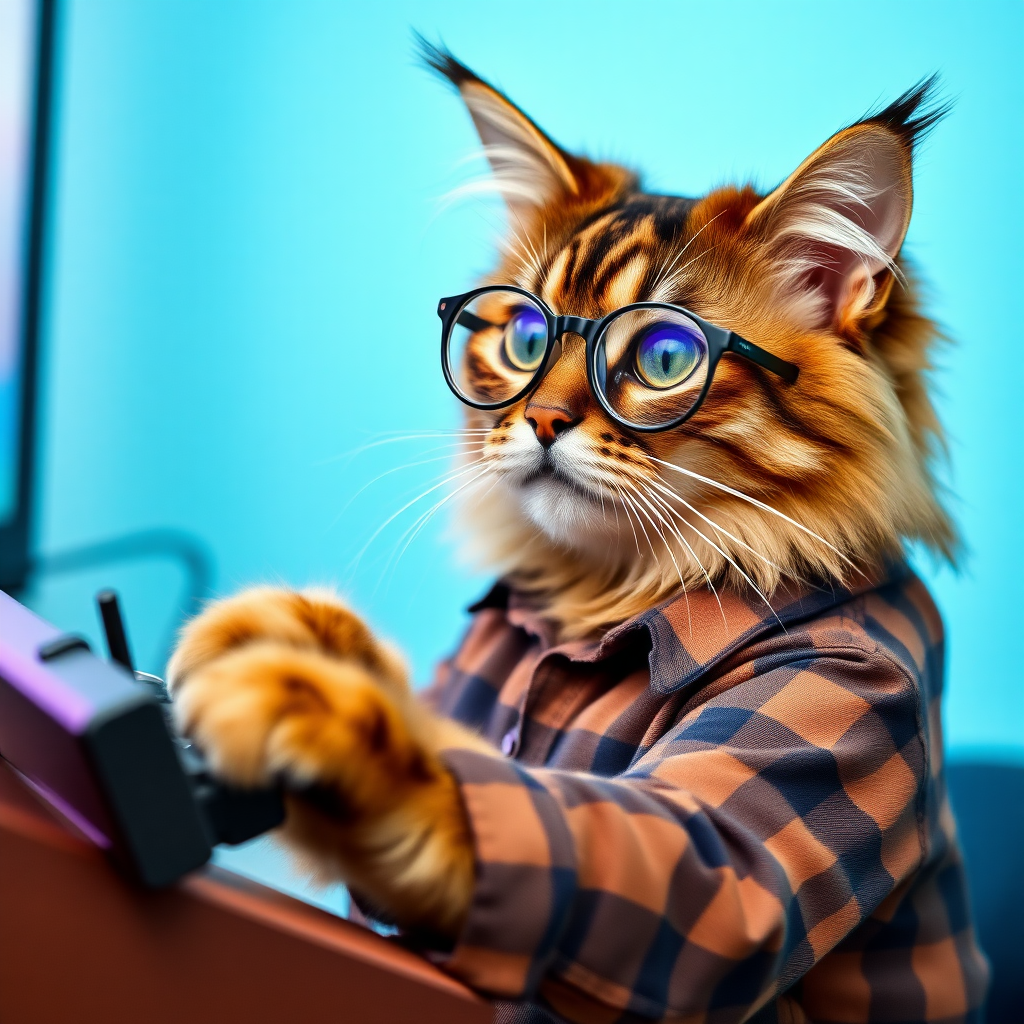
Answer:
437, 285, 799, 433
503, 306, 547, 372
634, 322, 704, 390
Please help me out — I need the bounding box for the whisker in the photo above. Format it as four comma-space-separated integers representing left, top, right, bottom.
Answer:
622, 478, 714, 631
501, 218, 542, 281
646, 476, 787, 576
508, 207, 548, 281
665, 242, 722, 289
642, 480, 783, 628
618, 478, 695, 637
318, 430, 491, 466
643, 486, 744, 624
645, 455, 864, 577
620, 488, 662, 565
503, 233, 540, 280
326, 445, 489, 530
653, 210, 726, 293
610, 482, 646, 561
346, 459, 490, 575
377, 466, 496, 594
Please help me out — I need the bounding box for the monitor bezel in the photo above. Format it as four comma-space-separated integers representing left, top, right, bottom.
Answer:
0, 0, 55, 593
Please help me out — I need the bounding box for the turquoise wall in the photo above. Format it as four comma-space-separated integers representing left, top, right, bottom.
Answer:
25, 0, 1023, 772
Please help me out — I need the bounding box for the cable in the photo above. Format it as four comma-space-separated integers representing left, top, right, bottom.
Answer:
27, 527, 216, 659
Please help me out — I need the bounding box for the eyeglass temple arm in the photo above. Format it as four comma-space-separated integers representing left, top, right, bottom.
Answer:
455, 310, 494, 333
726, 333, 799, 384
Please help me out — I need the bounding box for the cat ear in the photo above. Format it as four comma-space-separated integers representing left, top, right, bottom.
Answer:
745, 78, 946, 338
418, 36, 623, 218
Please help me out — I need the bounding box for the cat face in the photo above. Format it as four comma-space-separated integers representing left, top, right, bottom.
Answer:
421, 42, 955, 633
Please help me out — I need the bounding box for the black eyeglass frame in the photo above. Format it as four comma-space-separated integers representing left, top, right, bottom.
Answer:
437, 285, 799, 434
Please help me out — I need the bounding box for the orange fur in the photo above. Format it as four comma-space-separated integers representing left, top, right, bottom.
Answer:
168, 55, 955, 939
443, 72, 955, 636
168, 590, 483, 933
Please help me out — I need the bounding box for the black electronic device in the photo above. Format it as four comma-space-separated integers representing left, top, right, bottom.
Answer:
0, 587, 284, 886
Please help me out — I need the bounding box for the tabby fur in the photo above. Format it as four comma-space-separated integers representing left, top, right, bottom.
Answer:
168, 45, 952, 938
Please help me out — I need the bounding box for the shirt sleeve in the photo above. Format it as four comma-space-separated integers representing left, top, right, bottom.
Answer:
417, 653, 453, 710
438, 644, 927, 1021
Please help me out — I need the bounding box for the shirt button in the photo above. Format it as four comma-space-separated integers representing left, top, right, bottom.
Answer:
500, 728, 519, 757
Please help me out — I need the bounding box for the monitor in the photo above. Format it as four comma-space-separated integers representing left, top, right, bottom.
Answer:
0, 0, 53, 592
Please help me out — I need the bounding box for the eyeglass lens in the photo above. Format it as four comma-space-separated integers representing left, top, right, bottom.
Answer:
447, 289, 549, 406
593, 307, 710, 428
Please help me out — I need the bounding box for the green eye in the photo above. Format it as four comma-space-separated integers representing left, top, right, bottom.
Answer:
635, 323, 704, 389
503, 307, 548, 371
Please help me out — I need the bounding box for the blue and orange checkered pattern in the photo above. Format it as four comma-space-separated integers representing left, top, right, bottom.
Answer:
427, 566, 989, 1023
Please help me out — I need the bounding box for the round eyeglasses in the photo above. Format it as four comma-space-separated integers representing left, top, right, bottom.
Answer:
437, 285, 799, 433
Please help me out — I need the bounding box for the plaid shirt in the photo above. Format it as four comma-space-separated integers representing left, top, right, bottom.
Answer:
428, 565, 989, 1023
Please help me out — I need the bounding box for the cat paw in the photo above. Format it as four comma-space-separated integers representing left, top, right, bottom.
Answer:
172, 640, 435, 805
167, 587, 476, 935
168, 587, 407, 698
166, 588, 419, 798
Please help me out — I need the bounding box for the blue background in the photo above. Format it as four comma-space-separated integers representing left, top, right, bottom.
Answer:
20, 1, 1023, 900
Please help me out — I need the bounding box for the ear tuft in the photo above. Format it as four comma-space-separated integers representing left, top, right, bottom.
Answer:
415, 34, 578, 214
858, 74, 951, 154
413, 33, 481, 92
414, 33, 630, 220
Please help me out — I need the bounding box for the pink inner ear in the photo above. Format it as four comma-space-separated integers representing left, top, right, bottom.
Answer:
767, 127, 912, 329
841, 135, 910, 264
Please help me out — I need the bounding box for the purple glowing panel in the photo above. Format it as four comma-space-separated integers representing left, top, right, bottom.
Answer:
0, 591, 216, 885
0, 589, 96, 731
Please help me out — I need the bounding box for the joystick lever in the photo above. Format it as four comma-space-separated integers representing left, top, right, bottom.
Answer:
97, 589, 134, 674
96, 589, 171, 703
94, 589, 285, 856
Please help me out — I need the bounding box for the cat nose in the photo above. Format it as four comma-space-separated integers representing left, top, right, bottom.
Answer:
525, 404, 578, 448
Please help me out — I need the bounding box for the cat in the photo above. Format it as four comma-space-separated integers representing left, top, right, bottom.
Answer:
167, 43, 987, 1024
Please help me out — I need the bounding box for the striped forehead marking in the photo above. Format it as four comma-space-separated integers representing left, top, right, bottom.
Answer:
604, 253, 649, 309
537, 194, 698, 312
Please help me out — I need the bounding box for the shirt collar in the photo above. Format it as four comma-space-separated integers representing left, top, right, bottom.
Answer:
469, 561, 911, 695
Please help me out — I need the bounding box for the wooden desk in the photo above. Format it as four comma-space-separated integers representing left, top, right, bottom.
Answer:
0, 760, 493, 1023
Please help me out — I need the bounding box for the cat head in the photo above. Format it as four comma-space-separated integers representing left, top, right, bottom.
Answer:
421, 40, 955, 635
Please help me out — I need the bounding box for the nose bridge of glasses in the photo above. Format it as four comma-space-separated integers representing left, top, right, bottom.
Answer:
554, 314, 598, 341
